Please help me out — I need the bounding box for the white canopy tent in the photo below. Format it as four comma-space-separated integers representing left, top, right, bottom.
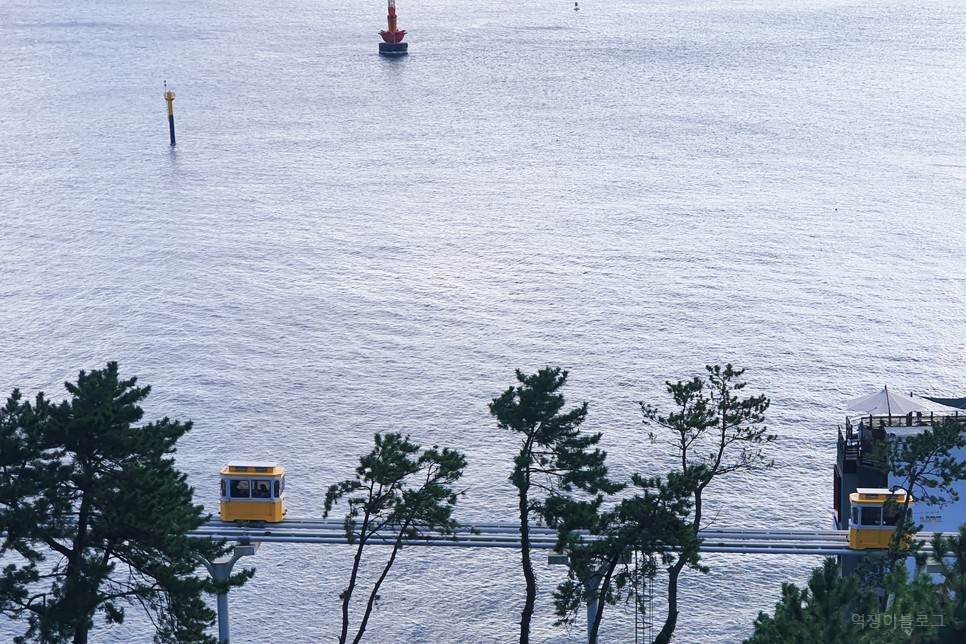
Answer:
846, 385, 959, 417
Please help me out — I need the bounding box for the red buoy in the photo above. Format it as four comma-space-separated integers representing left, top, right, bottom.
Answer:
379, 0, 408, 56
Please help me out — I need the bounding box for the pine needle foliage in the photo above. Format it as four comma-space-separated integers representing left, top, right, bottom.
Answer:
489, 367, 622, 644
886, 417, 966, 554
745, 558, 873, 644
641, 364, 774, 644
324, 432, 466, 644
0, 362, 247, 644
552, 469, 703, 643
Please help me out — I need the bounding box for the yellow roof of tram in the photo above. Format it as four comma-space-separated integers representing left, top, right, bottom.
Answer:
849, 487, 911, 504
221, 462, 285, 477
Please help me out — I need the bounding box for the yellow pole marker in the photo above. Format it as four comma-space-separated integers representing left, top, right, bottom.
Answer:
164, 81, 176, 146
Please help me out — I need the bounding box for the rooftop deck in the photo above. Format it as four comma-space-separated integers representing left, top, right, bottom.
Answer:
838, 410, 966, 474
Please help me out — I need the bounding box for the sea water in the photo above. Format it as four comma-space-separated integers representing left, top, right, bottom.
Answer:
1, 0, 965, 641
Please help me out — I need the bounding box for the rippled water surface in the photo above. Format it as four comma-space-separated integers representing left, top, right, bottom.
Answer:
2, 0, 965, 641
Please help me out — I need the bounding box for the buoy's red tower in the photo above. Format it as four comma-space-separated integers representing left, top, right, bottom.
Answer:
379, 0, 408, 56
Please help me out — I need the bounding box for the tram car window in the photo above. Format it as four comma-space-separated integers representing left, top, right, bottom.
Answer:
230, 480, 251, 498
883, 503, 902, 526
219, 462, 287, 523
252, 480, 271, 498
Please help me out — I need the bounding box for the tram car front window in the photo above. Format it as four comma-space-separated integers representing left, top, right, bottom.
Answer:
230, 479, 251, 498
252, 480, 271, 498
861, 506, 881, 526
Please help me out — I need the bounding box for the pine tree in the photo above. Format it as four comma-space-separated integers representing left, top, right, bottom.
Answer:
0, 362, 247, 644
886, 416, 966, 553
641, 364, 774, 644
745, 558, 871, 644
932, 526, 966, 642
324, 432, 466, 644
490, 367, 622, 643
552, 469, 702, 643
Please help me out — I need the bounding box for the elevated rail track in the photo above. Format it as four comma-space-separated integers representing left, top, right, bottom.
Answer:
192, 518, 953, 557
191, 518, 956, 643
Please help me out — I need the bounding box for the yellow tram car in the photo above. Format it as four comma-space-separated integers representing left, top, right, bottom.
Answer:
848, 487, 913, 550
219, 462, 287, 523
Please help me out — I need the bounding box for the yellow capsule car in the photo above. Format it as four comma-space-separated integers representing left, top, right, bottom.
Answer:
848, 487, 912, 550
219, 462, 286, 523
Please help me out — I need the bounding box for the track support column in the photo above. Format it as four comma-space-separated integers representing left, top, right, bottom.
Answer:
200, 543, 259, 644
